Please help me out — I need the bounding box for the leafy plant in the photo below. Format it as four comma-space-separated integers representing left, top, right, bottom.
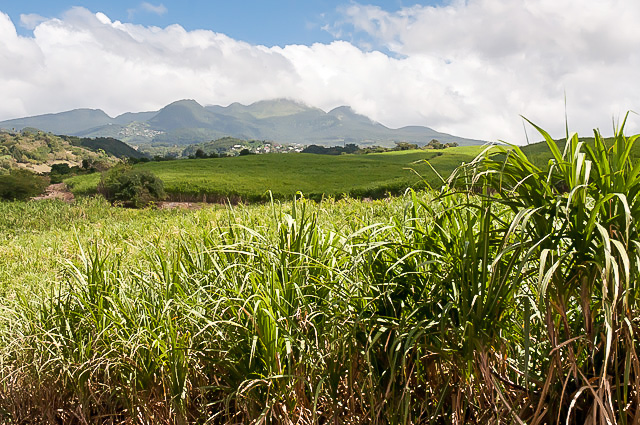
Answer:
97, 165, 166, 207
0, 169, 48, 200
1, 116, 639, 423
449, 113, 640, 423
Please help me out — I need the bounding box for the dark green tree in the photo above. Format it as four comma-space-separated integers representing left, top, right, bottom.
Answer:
50, 163, 71, 175
426, 139, 445, 149
394, 141, 418, 151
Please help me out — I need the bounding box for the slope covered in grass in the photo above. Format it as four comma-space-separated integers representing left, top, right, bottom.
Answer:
519, 134, 640, 167
66, 146, 484, 201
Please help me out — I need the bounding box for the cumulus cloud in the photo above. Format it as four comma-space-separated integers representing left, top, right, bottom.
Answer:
0, 1, 638, 143
335, 0, 640, 140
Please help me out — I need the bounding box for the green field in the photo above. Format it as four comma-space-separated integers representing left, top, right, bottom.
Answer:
1, 125, 639, 423
519, 134, 640, 168
66, 146, 485, 201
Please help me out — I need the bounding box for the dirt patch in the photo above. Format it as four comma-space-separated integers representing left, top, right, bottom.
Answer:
156, 201, 202, 210
16, 162, 52, 174
16, 160, 81, 174
31, 183, 75, 202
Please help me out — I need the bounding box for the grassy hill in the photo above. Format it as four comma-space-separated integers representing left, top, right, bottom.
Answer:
0, 129, 148, 175
66, 146, 485, 201
63, 136, 148, 159
0, 129, 111, 174
181, 137, 303, 157
518, 135, 640, 167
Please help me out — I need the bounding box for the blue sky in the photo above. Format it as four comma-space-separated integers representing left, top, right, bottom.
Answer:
0, 0, 639, 141
2, 1, 443, 47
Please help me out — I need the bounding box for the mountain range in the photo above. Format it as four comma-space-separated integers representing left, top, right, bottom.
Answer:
0, 99, 484, 147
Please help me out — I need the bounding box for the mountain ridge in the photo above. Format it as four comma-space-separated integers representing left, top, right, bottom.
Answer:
0, 99, 485, 147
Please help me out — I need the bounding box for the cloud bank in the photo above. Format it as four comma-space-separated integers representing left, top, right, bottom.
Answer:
1, 1, 639, 142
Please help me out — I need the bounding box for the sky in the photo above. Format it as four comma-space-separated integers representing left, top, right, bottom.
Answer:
0, 0, 639, 142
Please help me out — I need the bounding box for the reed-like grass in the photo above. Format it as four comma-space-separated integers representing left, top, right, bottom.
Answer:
450, 114, 640, 423
0, 118, 638, 423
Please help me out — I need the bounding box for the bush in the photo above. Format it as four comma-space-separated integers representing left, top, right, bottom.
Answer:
0, 169, 49, 201
97, 166, 165, 208
50, 163, 83, 184
50, 163, 72, 175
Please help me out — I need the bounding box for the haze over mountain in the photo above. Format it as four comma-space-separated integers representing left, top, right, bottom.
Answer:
0, 99, 484, 147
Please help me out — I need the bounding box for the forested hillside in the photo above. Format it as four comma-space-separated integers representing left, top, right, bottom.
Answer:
0, 129, 142, 174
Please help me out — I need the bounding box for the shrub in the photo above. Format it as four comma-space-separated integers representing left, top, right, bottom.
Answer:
0, 169, 48, 200
97, 166, 166, 208
50, 163, 72, 175
50, 163, 82, 184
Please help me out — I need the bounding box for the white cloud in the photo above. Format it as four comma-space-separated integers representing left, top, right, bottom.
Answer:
140, 2, 168, 16
19, 13, 46, 30
335, 0, 640, 140
128, 2, 167, 20
0, 1, 639, 143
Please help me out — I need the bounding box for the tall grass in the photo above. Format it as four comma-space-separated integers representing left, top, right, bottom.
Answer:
0, 118, 638, 423
450, 114, 640, 423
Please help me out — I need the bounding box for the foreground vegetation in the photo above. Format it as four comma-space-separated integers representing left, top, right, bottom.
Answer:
0, 119, 638, 423
66, 146, 483, 202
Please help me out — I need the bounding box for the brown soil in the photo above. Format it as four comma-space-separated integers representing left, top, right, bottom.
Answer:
32, 183, 75, 202
156, 201, 202, 210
